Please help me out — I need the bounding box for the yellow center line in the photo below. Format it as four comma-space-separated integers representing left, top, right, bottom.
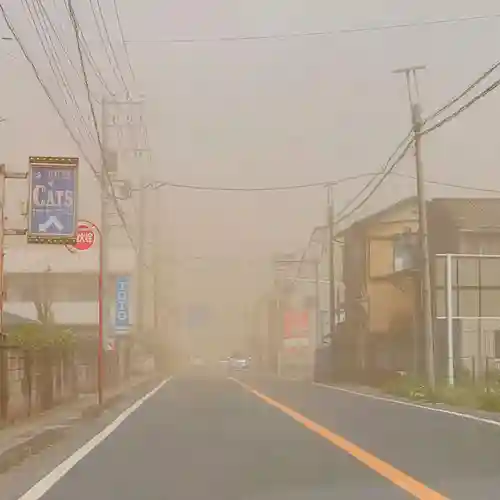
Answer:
230, 377, 449, 500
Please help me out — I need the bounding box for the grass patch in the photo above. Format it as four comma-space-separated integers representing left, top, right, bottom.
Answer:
383, 375, 500, 412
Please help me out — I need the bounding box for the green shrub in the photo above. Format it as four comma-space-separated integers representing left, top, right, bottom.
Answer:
477, 390, 500, 412
8, 323, 75, 351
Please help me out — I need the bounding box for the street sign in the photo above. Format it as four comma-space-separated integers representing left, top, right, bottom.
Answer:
114, 276, 130, 334
27, 156, 78, 244
73, 222, 95, 251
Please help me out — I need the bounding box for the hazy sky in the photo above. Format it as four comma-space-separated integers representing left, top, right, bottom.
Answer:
1, 1, 500, 345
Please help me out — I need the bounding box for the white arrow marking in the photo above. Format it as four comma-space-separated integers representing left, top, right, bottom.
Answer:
38, 215, 64, 232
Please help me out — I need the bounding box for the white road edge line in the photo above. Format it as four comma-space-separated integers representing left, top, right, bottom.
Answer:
17, 377, 172, 500
314, 382, 500, 428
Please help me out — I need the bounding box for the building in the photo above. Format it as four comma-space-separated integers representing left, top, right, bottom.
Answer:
4, 244, 136, 337
338, 196, 500, 383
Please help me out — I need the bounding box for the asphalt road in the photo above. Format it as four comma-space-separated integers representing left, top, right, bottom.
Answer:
10, 374, 500, 499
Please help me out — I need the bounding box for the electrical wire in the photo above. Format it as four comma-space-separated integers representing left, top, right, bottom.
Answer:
111, 0, 135, 85
333, 66, 500, 227
144, 172, 379, 192
143, 170, 500, 195
68, 0, 137, 250
335, 131, 414, 218
124, 13, 500, 45
422, 77, 500, 135
88, 0, 128, 95
0, 2, 103, 178
93, 0, 129, 95
22, 0, 96, 148
79, 27, 114, 96
32, 0, 107, 101
423, 60, 500, 124
335, 140, 414, 226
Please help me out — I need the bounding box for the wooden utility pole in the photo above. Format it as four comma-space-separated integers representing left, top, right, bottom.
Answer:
327, 185, 336, 339
394, 66, 436, 390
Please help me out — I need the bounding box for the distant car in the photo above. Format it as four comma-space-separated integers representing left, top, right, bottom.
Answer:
228, 355, 250, 371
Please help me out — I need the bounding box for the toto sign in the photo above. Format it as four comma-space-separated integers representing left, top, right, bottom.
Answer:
73, 222, 95, 251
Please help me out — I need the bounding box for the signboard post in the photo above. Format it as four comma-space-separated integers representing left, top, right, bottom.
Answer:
114, 276, 130, 335
27, 156, 78, 244
67, 219, 104, 406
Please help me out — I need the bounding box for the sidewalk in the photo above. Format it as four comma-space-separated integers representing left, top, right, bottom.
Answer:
0, 373, 159, 473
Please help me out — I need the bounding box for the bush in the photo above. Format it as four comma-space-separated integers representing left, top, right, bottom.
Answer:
384, 374, 500, 412
9, 323, 75, 351
477, 390, 500, 412
384, 376, 432, 401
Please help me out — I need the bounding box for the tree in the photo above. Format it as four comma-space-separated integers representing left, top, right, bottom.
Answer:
33, 266, 54, 326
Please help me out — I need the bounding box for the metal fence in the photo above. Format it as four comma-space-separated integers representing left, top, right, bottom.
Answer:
435, 253, 500, 386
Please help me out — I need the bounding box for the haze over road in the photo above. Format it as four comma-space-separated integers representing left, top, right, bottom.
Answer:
9, 375, 500, 500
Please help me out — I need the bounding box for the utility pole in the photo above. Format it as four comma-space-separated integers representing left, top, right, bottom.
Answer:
100, 99, 111, 396
394, 65, 436, 389
327, 184, 336, 339
137, 177, 146, 338
152, 186, 161, 337
0, 164, 29, 418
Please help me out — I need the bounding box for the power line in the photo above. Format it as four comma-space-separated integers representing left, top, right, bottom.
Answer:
68, 0, 136, 250
78, 26, 114, 96
111, 0, 135, 85
390, 171, 500, 194
336, 131, 414, 218
22, 0, 96, 148
88, 0, 128, 95
422, 77, 500, 135
143, 170, 500, 195
335, 141, 414, 226
33, 0, 108, 101
145, 172, 377, 192
124, 13, 500, 45
94, 0, 129, 94
0, 1, 103, 177
424, 60, 500, 124
332, 63, 500, 227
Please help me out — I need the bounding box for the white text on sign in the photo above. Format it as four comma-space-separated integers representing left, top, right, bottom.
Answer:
32, 186, 74, 208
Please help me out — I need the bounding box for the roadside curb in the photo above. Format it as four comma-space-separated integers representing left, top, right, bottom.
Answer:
315, 381, 500, 423
0, 374, 161, 474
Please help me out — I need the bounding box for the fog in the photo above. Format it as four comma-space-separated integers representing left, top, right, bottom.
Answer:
1, 0, 500, 359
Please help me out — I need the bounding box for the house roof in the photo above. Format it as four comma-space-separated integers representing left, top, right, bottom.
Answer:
430, 197, 500, 230
336, 196, 500, 237
337, 196, 417, 237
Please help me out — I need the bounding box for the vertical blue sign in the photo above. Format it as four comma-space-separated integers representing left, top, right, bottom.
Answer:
186, 305, 209, 331
28, 156, 79, 244
115, 276, 130, 334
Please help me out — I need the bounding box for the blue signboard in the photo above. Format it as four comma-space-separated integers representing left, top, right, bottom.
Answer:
186, 305, 209, 330
28, 156, 78, 244
115, 276, 130, 334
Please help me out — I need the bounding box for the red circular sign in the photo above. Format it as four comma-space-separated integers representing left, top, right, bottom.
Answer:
73, 222, 95, 251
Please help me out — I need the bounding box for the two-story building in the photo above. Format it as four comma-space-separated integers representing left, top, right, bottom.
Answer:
338, 196, 500, 383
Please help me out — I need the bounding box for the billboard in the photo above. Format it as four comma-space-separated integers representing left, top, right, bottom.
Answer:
114, 276, 130, 334
27, 156, 78, 244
